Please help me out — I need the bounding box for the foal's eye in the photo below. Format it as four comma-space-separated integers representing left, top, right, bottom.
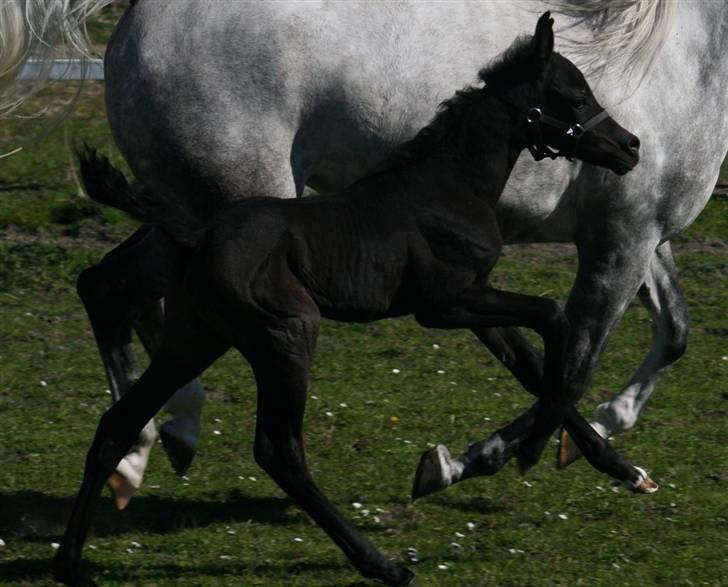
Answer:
573, 99, 586, 111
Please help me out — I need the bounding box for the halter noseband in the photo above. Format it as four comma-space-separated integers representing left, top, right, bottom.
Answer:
525, 107, 610, 161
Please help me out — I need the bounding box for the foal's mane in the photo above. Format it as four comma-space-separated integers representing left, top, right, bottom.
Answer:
385, 35, 535, 169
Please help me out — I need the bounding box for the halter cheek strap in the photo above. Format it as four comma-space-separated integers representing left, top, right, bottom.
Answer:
526, 107, 610, 161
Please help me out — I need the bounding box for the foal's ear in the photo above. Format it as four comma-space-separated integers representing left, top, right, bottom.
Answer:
532, 12, 555, 71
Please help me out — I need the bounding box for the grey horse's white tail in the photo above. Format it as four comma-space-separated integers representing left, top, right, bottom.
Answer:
77, 145, 204, 247
0, 0, 114, 116
551, 0, 674, 88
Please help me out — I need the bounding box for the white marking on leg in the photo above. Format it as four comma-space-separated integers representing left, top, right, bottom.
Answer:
114, 418, 156, 489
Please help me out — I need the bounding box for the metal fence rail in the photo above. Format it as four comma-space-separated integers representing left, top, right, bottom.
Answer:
17, 58, 105, 81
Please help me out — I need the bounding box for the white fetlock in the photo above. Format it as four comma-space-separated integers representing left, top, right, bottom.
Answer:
624, 466, 659, 494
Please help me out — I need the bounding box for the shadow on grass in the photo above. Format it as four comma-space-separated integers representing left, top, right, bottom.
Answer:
0, 488, 297, 541
429, 493, 509, 516
0, 181, 46, 192
0, 555, 352, 585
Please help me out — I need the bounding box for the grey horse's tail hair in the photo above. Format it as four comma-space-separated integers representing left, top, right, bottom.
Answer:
1, 0, 116, 117
76, 144, 204, 248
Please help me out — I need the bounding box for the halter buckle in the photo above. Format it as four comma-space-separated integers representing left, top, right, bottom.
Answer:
566, 123, 585, 138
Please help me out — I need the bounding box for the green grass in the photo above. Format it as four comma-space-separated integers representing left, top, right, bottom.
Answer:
0, 227, 726, 586
0, 17, 727, 585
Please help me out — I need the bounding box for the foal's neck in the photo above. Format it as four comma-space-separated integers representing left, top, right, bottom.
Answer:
421, 94, 525, 204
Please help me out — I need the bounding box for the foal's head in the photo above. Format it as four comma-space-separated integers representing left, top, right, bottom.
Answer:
482, 12, 640, 175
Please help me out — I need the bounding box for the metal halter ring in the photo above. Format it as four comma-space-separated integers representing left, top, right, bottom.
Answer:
526, 107, 542, 124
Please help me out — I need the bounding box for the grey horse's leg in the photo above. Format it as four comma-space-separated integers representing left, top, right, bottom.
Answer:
76, 225, 186, 509
560, 241, 688, 464
131, 301, 205, 476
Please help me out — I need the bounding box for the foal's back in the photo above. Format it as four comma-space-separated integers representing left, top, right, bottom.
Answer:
191, 186, 413, 323
190, 167, 498, 324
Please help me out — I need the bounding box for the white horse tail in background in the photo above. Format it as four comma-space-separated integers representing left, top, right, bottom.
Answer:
0, 0, 113, 117
551, 0, 674, 92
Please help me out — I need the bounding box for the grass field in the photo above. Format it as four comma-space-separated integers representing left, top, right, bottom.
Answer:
1, 12, 727, 586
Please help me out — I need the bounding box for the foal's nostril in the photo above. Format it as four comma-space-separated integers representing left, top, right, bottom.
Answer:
627, 136, 641, 154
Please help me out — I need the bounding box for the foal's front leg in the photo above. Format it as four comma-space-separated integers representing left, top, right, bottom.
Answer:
412, 326, 657, 499
416, 286, 571, 468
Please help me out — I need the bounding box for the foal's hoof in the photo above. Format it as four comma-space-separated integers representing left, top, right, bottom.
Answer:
160, 422, 197, 476
107, 471, 137, 511
52, 548, 98, 587
52, 550, 78, 586
557, 427, 583, 469
625, 467, 659, 494
404, 574, 423, 586
412, 445, 453, 500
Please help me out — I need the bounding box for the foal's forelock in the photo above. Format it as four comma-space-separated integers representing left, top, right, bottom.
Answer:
548, 0, 674, 90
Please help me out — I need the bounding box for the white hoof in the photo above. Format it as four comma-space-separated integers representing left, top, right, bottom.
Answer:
107, 470, 138, 511
412, 445, 453, 500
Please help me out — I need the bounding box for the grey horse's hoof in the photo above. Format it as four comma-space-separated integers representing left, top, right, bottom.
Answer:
107, 470, 137, 511
405, 575, 423, 587
160, 422, 197, 476
557, 426, 583, 469
625, 467, 659, 494
412, 445, 453, 500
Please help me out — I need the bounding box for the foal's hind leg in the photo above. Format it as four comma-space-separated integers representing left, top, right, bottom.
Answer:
416, 287, 571, 471
412, 327, 657, 498
77, 226, 202, 508
246, 318, 416, 587
53, 300, 228, 587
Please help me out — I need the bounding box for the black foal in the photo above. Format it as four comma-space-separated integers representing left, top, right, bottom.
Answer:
56, 13, 642, 587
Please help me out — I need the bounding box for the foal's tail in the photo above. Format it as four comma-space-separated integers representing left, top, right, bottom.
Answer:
77, 144, 204, 248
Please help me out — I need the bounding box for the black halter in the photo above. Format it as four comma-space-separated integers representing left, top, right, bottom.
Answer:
525, 107, 610, 161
